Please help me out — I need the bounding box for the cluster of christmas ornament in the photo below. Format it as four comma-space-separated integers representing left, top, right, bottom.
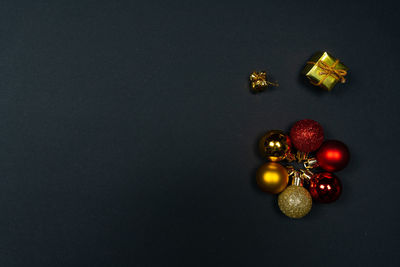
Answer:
256, 119, 350, 219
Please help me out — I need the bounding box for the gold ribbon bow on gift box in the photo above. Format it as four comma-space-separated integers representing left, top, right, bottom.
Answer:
306, 60, 347, 86
302, 52, 349, 91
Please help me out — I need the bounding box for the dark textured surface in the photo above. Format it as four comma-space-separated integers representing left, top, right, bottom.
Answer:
1, 0, 399, 266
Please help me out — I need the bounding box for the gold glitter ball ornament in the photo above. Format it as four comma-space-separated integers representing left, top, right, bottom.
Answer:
278, 185, 312, 219
259, 130, 291, 162
256, 162, 289, 194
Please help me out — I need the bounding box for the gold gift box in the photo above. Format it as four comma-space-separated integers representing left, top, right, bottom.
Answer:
302, 52, 348, 91
249, 71, 278, 93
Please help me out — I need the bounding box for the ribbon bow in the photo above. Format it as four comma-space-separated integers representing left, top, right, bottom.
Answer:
307, 59, 347, 86
249, 71, 279, 92
249, 71, 267, 82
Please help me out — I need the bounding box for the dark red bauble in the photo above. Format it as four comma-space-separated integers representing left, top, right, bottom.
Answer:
316, 140, 350, 172
289, 119, 324, 152
309, 172, 342, 203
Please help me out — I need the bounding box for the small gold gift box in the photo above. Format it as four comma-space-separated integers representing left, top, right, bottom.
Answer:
249, 71, 278, 93
302, 52, 348, 91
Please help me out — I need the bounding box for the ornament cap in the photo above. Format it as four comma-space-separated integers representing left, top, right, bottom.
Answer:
304, 157, 318, 169
291, 171, 303, 186
300, 169, 314, 181
286, 166, 295, 176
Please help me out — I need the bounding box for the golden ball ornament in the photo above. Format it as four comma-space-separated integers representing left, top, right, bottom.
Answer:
278, 185, 312, 219
256, 162, 289, 194
259, 130, 291, 162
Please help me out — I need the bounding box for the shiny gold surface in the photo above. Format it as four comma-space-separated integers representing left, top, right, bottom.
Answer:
249, 71, 278, 92
286, 165, 295, 176
256, 162, 289, 194
278, 185, 312, 219
259, 130, 291, 162
304, 157, 318, 169
291, 171, 303, 186
302, 52, 348, 91
300, 169, 314, 181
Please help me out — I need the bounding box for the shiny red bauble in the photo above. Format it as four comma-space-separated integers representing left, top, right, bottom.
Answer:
289, 119, 324, 152
309, 172, 342, 203
316, 140, 350, 172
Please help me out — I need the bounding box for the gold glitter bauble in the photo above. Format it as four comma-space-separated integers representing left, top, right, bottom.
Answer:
256, 162, 289, 194
259, 130, 291, 162
278, 185, 312, 219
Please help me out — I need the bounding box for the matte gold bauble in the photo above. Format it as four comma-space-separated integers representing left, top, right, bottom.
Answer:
278, 185, 312, 219
256, 162, 289, 194
259, 130, 291, 162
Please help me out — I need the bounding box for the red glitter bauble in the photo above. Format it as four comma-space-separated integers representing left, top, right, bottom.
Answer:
316, 140, 350, 172
309, 172, 342, 203
289, 119, 324, 152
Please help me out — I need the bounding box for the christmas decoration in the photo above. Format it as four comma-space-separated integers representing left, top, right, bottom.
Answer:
303, 157, 318, 169
256, 162, 288, 194
258, 130, 291, 162
309, 172, 342, 203
290, 119, 324, 152
278, 185, 312, 219
249, 71, 278, 93
254, 119, 350, 218
302, 52, 348, 91
316, 140, 350, 172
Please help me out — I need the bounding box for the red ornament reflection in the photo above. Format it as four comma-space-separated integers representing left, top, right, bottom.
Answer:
309, 172, 342, 203
316, 140, 350, 172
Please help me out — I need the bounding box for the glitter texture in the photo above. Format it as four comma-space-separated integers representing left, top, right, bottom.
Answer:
290, 119, 324, 152
278, 185, 312, 219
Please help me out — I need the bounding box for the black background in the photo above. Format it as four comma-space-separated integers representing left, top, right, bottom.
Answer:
1, 0, 399, 266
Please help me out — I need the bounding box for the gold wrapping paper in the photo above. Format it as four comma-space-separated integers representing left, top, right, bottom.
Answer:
302, 52, 348, 91
249, 71, 278, 92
